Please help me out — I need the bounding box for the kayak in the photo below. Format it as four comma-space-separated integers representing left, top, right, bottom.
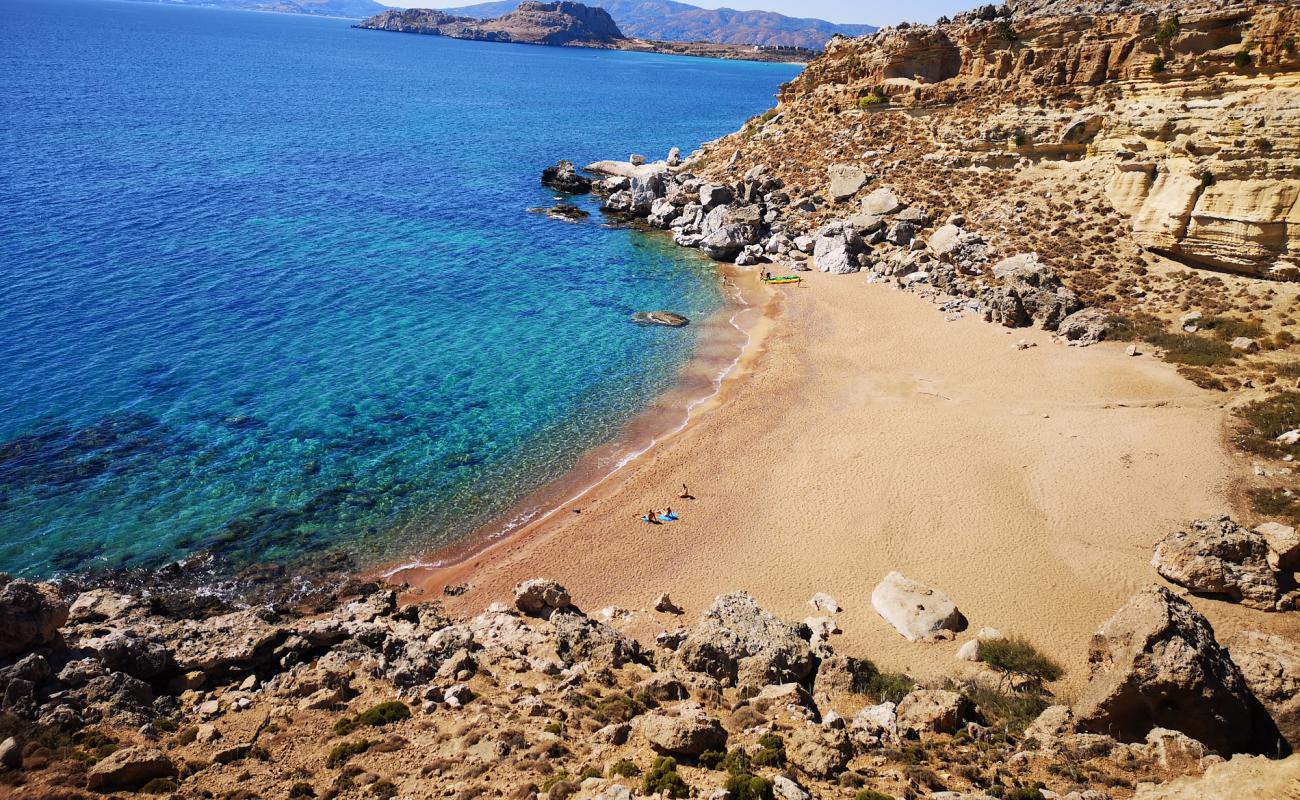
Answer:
764, 276, 802, 285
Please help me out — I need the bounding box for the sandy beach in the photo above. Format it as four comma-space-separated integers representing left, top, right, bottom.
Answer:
392, 269, 1300, 693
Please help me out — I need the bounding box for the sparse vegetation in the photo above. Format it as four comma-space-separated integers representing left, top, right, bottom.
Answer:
996, 20, 1019, 43
1153, 16, 1179, 47
370, 779, 398, 799
967, 686, 1050, 734
1151, 56, 1166, 74
326, 739, 373, 768
725, 771, 773, 800
1199, 169, 1215, 188
608, 759, 640, 778
289, 783, 317, 798
867, 671, 916, 704
1235, 50, 1253, 69
334, 701, 410, 735
859, 92, 887, 108
751, 732, 785, 767
856, 791, 895, 800
1249, 487, 1300, 526
1235, 391, 1300, 458
642, 757, 689, 798
980, 636, 1065, 685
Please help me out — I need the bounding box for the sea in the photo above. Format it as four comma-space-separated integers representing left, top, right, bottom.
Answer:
0, 0, 800, 578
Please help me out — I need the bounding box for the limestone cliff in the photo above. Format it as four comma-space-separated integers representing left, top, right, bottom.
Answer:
358, 2, 625, 47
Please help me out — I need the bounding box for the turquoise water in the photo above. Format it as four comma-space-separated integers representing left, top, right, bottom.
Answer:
0, 0, 799, 577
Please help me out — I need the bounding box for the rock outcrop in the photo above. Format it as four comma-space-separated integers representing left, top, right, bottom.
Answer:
1226, 630, 1300, 750
674, 591, 815, 687
0, 577, 68, 658
357, 2, 626, 47
1074, 585, 1281, 755
1151, 516, 1281, 610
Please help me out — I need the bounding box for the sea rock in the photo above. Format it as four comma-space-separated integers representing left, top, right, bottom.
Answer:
828, 164, 868, 201
541, 159, 592, 194
675, 591, 814, 687
1057, 307, 1113, 346
871, 571, 965, 642
513, 578, 572, 617
860, 187, 904, 216
0, 578, 68, 658
639, 712, 726, 756
86, 747, 176, 791
785, 724, 852, 778
68, 589, 139, 625
1226, 630, 1300, 749
812, 220, 861, 274
631, 311, 689, 328
896, 689, 971, 735
1151, 517, 1279, 610
666, 147, 681, 167
1074, 584, 1280, 755
987, 253, 1083, 331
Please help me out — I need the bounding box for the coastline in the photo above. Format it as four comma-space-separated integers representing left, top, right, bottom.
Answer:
379, 267, 1300, 694
372, 259, 777, 587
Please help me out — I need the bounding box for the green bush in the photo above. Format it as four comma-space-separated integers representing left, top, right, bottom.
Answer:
1200, 169, 1216, 188
579, 765, 603, 781
334, 701, 410, 736
642, 757, 689, 798
979, 637, 1064, 683
996, 20, 1018, 42
608, 759, 640, 778
326, 739, 373, 768
1154, 16, 1179, 46
1235, 50, 1253, 69
1145, 330, 1236, 367
592, 693, 648, 724
858, 92, 887, 107
725, 772, 773, 800
370, 780, 397, 799
1151, 56, 1166, 74
175, 726, 199, 746
866, 672, 916, 704
752, 732, 785, 767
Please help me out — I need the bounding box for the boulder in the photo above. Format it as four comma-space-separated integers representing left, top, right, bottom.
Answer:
86, 747, 176, 791
667, 147, 681, 167
1074, 585, 1281, 755
1131, 752, 1300, 799
675, 591, 814, 687
772, 775, 810, 800
1231, 337, 1260, 353
699, 183, 733, 210
871, 571, 965, 642
1226, 630, 1300, 749
885, 220, 916, 246
0, 578, 68, 658
1255, 522, 1300, 571
1151, 517, 1279, 610
654, 592, 682, 614
67, 589, 139, 624
541, 160, 592, 194
812, 221, 861, 274
1024, 705, 1075, 746
860, 187, 904, 216
639, 712, 726, 756
750, 682, 814, 716
551, 612, 643, 668
896, 689, 971, 735
1144, 727, 1210, 772
513, 578, 572, 617
987, 253, 1083, 331
785, 724, 852, 778
828, 164, 868, 201
1057, 307, 1112, 346
850, 702, 899, 745
630, 311, 689, 328
0, 736, 20, 769
813, 654, 876, 697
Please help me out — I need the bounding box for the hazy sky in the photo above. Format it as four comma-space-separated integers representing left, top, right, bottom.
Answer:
680, 1, 972, 26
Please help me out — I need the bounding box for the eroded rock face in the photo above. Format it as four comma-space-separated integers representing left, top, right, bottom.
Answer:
871, 571, 965, 642
1151, 517, 1280, 611
1074, 585, 1280, 755
675, 591, 814, 687
0, 579, 68, 658
1226, 630, 1300, 750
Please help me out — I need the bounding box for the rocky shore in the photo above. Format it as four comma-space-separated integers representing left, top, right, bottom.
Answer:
2, 561, 1298, 799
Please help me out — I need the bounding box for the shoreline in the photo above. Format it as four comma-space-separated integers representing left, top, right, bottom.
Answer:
372, 259, 779, 590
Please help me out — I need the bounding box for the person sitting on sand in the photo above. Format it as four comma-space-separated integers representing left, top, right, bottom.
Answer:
642, 509, 660, 524
679, 483, 691, 499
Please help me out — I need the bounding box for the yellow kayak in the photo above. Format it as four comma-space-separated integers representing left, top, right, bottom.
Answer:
764, 276, 802, 285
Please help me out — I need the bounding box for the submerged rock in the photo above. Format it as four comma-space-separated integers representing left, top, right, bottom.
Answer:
631, 311, 689, 328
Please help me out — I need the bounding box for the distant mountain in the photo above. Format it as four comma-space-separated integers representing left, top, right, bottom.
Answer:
431, 0, 876, 49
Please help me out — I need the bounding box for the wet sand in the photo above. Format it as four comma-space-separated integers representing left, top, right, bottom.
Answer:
386, 269, 1299, 692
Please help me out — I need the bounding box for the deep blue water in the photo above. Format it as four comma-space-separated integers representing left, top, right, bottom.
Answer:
0, 0, 798, 577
